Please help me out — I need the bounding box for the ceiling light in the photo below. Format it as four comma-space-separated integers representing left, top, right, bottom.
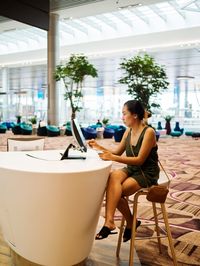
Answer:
176, 76, 195, 80
117, 3, 142, 10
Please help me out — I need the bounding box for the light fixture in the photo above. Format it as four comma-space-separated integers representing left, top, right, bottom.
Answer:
176, 76, 195, 80
117, 3, 142, 10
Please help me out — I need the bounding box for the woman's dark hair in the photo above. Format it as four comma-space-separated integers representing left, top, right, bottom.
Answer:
124, 100, 145, 120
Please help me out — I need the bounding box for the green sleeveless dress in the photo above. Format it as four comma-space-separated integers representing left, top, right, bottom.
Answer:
123, 127, 160, 187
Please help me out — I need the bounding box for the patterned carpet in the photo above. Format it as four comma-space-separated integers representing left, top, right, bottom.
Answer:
0, 132, 200, 265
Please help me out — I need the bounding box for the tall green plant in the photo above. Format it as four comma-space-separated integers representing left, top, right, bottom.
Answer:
54, 54, 98, 119
119, 53, 169, 112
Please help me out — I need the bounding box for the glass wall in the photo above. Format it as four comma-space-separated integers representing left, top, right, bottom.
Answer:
1, 53, 200, 130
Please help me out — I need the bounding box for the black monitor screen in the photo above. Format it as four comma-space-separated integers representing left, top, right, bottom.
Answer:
71, 119, 87, 152
61, 119, 87, 160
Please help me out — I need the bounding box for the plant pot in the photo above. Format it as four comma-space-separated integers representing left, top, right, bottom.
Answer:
165, 121, 171, 135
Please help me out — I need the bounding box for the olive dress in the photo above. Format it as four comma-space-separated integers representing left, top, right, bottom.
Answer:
122, 127, 160, 187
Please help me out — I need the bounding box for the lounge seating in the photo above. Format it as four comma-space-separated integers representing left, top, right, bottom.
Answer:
46, 125, 60, 137
90, 124, 102, 129
192, 132, 200, 138
37, 126, 47, 136
65, 125, 72, 136
12, 124, 22, 135
114, 126, 126, 142
20, 124, 33, 135
174, 122, 184, 134
37, 121, 47, 136
81, 127, 97, 140
2, 122, 15, 130
157, 121, 163, 130
170, 131, 182, 137
0, 124, 7, 133
185, 131, 193, 136
103, 128, 115, 139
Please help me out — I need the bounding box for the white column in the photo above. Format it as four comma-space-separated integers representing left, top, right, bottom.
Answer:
47, 13, 60, 125
2, 67, 9, 121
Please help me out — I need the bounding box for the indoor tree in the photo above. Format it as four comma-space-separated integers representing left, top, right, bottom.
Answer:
118, 53, 169, 113
54, 54, 98, 119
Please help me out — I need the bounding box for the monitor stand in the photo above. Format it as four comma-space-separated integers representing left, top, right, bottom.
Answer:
60, 143, 86, 160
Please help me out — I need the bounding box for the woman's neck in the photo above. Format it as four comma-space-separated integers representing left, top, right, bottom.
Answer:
131, 121, 145, 135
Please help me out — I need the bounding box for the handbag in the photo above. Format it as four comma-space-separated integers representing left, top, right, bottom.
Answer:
146, 184, 169, 203
129, 136, 170, 203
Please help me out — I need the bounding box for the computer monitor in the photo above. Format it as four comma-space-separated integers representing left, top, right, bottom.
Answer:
61, 119, 87, 160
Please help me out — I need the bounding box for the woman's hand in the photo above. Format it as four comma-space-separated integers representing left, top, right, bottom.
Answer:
99, 150, 114, 161
88, 139, 101, 150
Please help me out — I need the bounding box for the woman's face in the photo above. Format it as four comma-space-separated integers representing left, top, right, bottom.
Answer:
122, 105, 136, 127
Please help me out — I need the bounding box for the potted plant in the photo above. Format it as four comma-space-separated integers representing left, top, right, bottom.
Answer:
102, 118, 109, 127
164, 115, 173, 135
29, 116, 37, 125
29, 116, 37, 134
118, 53, 169, 113
54, 54, 98, 119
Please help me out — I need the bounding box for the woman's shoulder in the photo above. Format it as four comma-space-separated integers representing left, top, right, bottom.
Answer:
121, 128, 131, 141
143, 126, 156, 140
146, 126, 156, 134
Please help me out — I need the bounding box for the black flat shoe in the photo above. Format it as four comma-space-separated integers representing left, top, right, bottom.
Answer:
123, 220, 141, 242
95, 226, 117, 240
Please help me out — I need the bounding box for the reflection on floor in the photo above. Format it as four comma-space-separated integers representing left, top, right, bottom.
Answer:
0, 217, 141, 266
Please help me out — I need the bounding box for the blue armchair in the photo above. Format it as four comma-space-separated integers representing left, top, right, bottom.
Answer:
0, 124, 7, 133
21, 124, 33, 135
103, 128, 115, 139
157, 121, 163, 130
81, 127, 97, 140
46, 125, 60, 137
174, 122, 184, 134
114, 126, 126, 142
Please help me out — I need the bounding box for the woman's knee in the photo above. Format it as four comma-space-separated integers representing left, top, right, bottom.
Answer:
108, 169, 127, 184
121, 178, 141, 196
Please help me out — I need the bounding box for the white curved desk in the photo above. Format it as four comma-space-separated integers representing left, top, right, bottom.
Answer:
0, 149, 112, 266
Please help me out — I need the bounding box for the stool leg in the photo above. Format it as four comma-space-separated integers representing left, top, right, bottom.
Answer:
129, 198, 138, 266
160, 203, 178, 266
152, 202, 162, 253
116, 216, 125, 257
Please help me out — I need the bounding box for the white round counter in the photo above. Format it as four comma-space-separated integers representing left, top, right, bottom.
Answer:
0, 149, 112, 266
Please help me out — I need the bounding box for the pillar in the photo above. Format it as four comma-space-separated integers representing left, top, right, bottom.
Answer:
47, 13, 60, 125
2, 67, 9, 121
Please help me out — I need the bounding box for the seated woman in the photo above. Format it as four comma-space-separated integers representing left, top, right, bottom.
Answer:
88, 100, 159, 242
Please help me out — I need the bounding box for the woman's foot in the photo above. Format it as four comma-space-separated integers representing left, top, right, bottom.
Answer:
95, 226, 117, 240
123, 220, 141, 242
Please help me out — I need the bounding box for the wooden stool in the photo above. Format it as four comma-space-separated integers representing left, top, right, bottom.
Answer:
116, 174, 178, 266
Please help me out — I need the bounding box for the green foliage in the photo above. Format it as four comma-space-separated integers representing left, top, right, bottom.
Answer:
164, 115, 174, 122
119, 53, 169, 112
29, 116, 37, 124
102, 118, 109, 126
54, 54, 98, 118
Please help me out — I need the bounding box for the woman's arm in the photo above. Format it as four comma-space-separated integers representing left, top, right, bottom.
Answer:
88, 128, 129, 155
99, 127, 156, 165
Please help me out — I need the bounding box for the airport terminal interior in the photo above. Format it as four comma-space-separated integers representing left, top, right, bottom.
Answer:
0, 0, 200, 266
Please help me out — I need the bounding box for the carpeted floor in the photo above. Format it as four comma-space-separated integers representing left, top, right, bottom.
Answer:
102, 136, 200, 266
0, 132, 200, 265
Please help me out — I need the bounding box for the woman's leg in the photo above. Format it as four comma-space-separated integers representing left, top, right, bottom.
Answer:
117, 178, 141, 228
104, 169, 128, 229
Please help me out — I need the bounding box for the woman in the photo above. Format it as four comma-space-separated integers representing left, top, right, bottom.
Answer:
88, 100, 159, 241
